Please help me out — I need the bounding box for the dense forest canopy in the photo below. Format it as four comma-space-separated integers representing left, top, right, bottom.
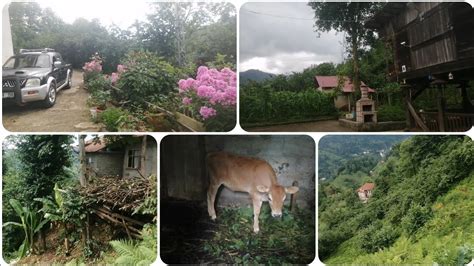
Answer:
319, 135, 474, 264
7, 2, 236, 72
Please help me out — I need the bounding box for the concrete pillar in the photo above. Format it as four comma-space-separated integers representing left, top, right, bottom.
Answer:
2, 3, 14, 63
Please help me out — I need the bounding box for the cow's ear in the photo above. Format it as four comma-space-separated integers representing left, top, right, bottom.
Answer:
256, 185, 270, 193
285, 186, 299, 194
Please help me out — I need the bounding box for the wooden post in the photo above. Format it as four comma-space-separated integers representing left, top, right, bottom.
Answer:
403, 85, 416, 130
139, 135, 147, 177
437, 84, 446, 132
79, 135, 87, 186
290, 181, 299, 212
460, 81, 473, 112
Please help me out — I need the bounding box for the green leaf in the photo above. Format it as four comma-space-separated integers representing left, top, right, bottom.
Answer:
9, 199, 24, 217
34, 218, 49, 233
54, 183, 64, 208
2, 221, 23, 228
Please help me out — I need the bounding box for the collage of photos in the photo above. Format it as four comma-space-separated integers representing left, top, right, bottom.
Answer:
1, 1, 473, 266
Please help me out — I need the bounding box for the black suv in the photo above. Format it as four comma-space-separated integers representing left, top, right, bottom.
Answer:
2, 48, 72, 107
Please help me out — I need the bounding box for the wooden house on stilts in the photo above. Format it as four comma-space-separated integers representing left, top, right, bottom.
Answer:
366, 2, 474, 131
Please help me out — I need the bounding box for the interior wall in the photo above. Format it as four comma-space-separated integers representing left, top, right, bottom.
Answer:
161, 135, 315, 209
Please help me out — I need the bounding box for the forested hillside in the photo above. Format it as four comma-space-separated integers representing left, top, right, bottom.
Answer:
239, 69, 274, 83
319, 136, 473, 264
318, 135, 408, 181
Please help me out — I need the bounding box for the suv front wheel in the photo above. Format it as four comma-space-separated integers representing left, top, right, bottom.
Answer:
43, 81, 57, 108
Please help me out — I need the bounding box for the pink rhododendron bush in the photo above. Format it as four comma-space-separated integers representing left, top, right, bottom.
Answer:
81, 51, 236, 132
178, 66, 237, 131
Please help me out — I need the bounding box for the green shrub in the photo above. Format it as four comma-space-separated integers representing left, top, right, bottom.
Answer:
109, 224, 157, 265
3, 199, 49, 259
240, 86, 337, 124
360, 223, 400, 253
401, 204, 432, 236
100, 107, 128, 132
116, 51, 179, 107
377, 104, 405, 122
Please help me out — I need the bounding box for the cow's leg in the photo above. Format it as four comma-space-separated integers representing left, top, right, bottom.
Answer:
207, 182, 220, 220
252, 196, 263, 233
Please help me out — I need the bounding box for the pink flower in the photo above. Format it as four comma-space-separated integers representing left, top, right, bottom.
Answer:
110, 72, 119, 84
197, 66, 209, 78
200, 106, 217, 119
82, 60, 102, 73
177, 67, 236, 120
178, 78, 195, 92
182, 97, 192, 105
197, 85, 216, 98
117, 64, 126, 73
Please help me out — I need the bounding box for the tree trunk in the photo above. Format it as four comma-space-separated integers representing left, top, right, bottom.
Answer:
351, 25, 361, 95
79, 135, 87, 186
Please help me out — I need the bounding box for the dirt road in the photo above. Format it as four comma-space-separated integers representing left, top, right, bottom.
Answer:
2, 70, 99, 132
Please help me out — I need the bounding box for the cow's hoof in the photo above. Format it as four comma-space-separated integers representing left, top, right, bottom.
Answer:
211, 215, 216, 220
253, 228, 260, 233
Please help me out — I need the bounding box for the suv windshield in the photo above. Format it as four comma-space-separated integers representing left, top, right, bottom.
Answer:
3, 54, 51, 69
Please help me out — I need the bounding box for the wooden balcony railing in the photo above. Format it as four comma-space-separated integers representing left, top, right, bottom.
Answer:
419, 112, 474, 132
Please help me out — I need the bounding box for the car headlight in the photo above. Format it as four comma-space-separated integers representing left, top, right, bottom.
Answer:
25, 78, 41, 87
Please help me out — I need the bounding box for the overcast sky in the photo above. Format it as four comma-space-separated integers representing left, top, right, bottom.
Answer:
38, 0, 151, 29
240, 2, 344, 74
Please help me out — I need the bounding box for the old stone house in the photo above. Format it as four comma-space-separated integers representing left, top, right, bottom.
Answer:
84, 136, 157, 178
357, 182, 375, 203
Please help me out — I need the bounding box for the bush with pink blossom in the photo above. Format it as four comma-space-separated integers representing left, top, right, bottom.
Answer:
82, 53, 104, 84
178, 66, 236, 131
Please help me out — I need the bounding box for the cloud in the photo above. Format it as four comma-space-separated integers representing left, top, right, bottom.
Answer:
240, 52, 337, 74
240, 2, 344, 73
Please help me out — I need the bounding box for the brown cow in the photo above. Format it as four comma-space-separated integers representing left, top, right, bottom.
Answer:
206, 152, 299, 233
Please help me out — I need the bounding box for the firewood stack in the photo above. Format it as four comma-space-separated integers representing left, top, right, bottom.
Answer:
79, 176, 156, 239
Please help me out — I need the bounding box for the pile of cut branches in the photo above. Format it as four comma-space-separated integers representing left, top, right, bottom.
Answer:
80, 176, 154, 212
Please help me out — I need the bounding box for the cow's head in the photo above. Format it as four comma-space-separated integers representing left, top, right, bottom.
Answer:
256, 185, 299, 218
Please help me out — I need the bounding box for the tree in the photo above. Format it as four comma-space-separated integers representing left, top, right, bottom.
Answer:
79, 135, 87, 186
145, 2, 220, 66
15, 135, 73, 206
9, 2, 43, 52
186, 3, 236, 66
308, 2, 382, 93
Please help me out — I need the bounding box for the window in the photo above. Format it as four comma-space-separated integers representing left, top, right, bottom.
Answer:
127, 149, 141, 169
3, 54, 51, 69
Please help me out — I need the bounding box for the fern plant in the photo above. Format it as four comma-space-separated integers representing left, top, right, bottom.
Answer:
109, 224, 157, 265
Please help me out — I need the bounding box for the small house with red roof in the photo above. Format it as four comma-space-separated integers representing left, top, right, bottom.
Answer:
357, 182, 375, 203
314, 75, 375, 111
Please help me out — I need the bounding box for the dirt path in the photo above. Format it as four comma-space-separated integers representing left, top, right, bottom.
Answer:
2, 70, 100, 132
245, 120, 355, 132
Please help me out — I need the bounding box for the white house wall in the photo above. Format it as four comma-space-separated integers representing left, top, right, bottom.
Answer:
2, 4, 14, 63
123, 140, 157, 178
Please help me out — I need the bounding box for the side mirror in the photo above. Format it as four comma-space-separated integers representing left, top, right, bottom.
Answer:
53, 61, 62, 69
